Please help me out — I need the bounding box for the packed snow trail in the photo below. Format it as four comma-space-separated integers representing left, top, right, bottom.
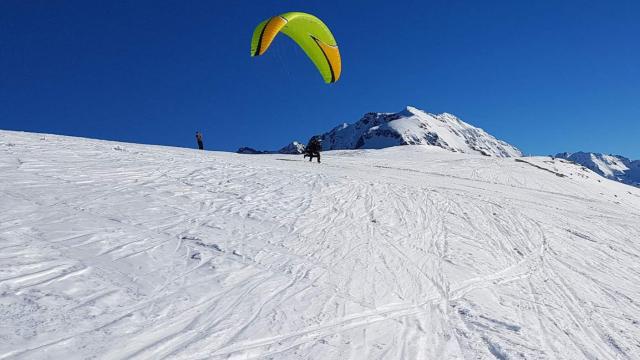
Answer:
1, 130, 640, 359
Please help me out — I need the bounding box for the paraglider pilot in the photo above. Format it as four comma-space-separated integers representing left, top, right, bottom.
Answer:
305, 136, 322, 163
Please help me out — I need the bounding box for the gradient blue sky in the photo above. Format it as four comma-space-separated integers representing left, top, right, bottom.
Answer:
1, 0, 638, 157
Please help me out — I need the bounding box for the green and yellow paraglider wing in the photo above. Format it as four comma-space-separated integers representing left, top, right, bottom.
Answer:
251, 12, 341, 84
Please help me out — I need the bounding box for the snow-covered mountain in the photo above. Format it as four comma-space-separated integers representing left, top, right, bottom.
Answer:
277, 141, 305, 154
313, 106, 522, 157
555, 151, 640, 187
241, 106, 522, 157
237, 142, 305, 155
2, 130, 640, 359
237, 146, 268, 154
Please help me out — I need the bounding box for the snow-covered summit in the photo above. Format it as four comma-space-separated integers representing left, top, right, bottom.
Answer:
312, 106, 522, 157
555, 151, 640, 187
238, 106, 522, 157
278, 141, 305, 154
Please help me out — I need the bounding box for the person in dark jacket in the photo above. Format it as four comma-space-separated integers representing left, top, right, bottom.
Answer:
196, 131, 204, 150
304, 136, 322, 163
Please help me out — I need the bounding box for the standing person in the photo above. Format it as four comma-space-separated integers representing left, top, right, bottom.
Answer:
196, 131, 204, 150
305, 136, 322, 163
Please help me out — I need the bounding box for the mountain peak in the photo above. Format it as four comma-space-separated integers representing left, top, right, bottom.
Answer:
312, 106, 522, 157
401, 105, 423, 116
278, 141, 305, 154
240, 106, 522, 158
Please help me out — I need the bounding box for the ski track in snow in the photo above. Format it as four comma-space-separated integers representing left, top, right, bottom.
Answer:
1, 130, 640, 359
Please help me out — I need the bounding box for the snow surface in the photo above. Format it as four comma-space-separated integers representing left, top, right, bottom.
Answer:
312, 106, 522, 157
2, 130, 640, 359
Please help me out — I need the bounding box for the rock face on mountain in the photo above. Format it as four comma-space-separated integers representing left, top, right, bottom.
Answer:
555, 152, 640, 187
311, 106, 521, 157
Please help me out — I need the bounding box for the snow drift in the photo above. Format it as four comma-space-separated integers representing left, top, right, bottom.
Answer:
1, 130, 639, 359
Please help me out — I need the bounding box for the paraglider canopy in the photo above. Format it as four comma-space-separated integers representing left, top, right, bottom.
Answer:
251, 12, 341, 84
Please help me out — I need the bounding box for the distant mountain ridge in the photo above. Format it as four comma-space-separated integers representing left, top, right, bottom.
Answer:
555, 152, 640, 187
237, 141, 305, 155
239, 106, 522, 157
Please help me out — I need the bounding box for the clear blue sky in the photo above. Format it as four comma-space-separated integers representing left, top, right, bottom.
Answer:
1, 0, 638, 157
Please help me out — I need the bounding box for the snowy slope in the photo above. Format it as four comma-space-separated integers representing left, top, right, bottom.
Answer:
312, 106, 522, 157
556, 151, 640, 187
1, 130, 640, 359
